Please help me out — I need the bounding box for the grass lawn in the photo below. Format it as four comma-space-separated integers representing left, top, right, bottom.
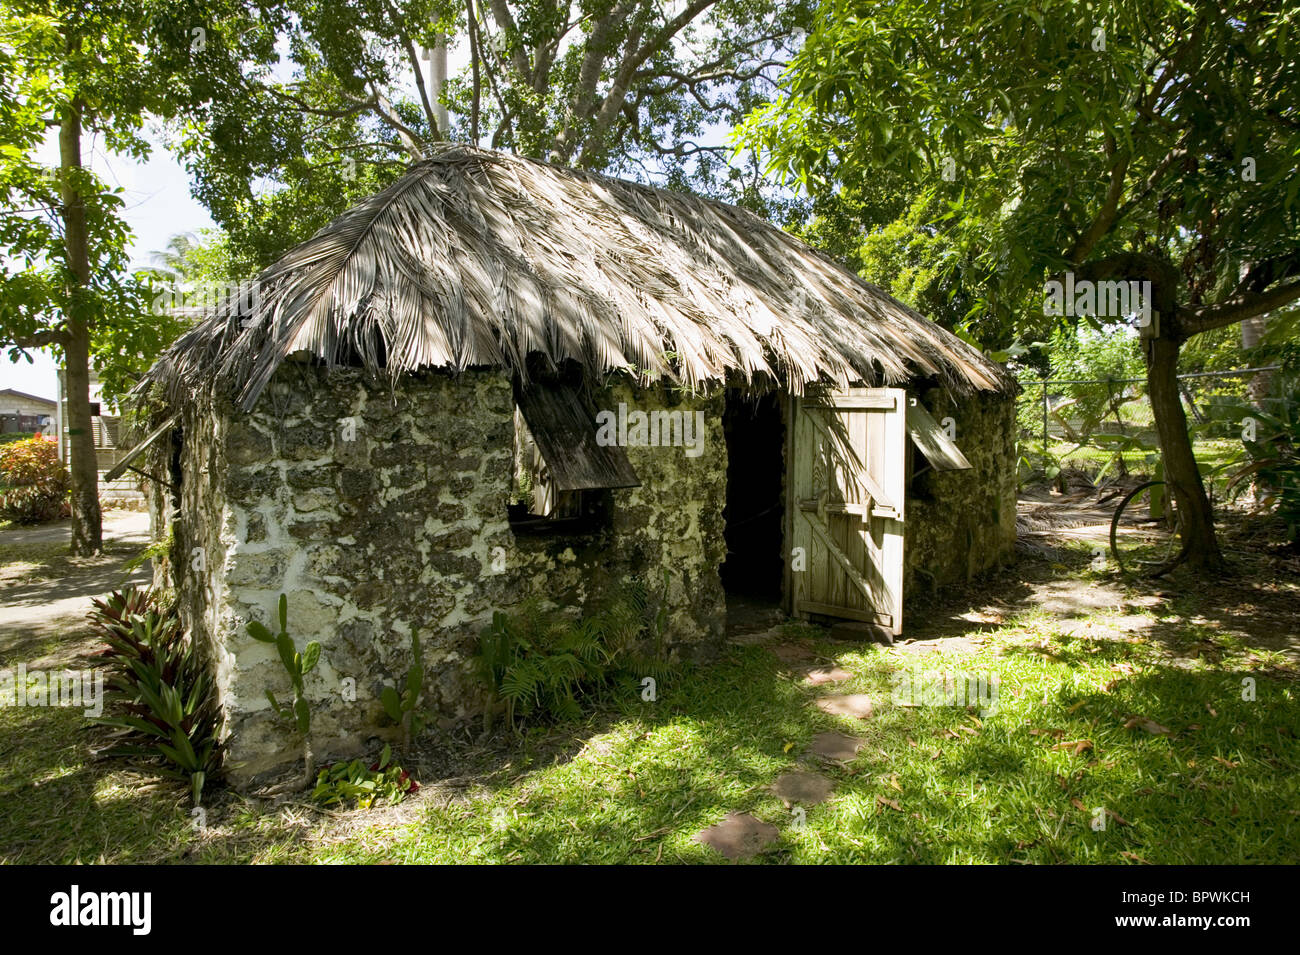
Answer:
2, 541, 1296, 865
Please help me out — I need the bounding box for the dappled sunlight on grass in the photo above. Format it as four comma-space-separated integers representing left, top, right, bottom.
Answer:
2, 559, 1297, 863
308, 621, 1299, 864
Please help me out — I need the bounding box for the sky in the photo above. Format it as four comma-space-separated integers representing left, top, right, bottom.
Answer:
2, 128, 216, 403
3, 34, 475, 405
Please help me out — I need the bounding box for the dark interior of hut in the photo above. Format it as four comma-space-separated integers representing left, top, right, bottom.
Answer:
720, 389, 785, 615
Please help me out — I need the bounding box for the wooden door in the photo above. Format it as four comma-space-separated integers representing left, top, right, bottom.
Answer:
787, 387, 906, 636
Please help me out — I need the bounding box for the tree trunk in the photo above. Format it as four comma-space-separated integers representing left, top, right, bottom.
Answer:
1146, 334, 1224, 572
58, 99, 102, 556
1240, 314, 1272, 402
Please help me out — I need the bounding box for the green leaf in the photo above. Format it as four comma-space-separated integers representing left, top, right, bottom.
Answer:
380, 686, 402, 721
301, 641, 321, 674
275, 632, 297, 677
246, 620, 274, 643
293, 696, 311, 735
278, 593, 288, 633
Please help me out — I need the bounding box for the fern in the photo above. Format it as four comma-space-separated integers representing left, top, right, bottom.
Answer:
473, 578, 678, 733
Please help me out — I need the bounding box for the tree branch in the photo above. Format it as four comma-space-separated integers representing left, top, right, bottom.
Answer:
5, 328, 69, 350
578, 0, 719, 164
1067, 133, 1129, 263
368, 84, 427, 159
467, 0, 483, 142
400, 31, 439, 135
1180, 277, 1300, 336
487, 0, 534, 81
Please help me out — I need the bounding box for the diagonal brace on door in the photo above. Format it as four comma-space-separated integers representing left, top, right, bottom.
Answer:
803, 406, 900, 519
797, 507, 893, 617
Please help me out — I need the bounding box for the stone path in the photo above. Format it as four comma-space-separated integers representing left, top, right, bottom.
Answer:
695, 812, 781, 861
693, 632, 872, 862
814, 694, 874, 719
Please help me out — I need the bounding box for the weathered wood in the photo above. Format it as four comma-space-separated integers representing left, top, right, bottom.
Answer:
906, 398, 972, 471
102, 413, 180, 484
515, 379, 640, 491
789, 387, 906, 635
798, 511, 892, 618
802, 406, 898, 513
800, 601, 892, 628
806, 392, 898, 410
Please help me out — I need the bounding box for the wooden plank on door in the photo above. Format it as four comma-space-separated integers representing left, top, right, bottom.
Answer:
788, 388, 907, 635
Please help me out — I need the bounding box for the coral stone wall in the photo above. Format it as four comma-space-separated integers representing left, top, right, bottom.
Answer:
598, 380, 727, 652
158, 365, 726, 788
147, 360, 1009, 787
473, 379, 727, 655
904, 386, 1018, 597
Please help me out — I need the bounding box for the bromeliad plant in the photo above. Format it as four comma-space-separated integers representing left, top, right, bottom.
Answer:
246, 594, 322, 785
381, 631, 425, 755
90, 586, 221, 806
310, 743, 419, 810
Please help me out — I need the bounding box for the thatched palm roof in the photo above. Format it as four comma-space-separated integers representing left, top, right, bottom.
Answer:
143, 144, 1011, 411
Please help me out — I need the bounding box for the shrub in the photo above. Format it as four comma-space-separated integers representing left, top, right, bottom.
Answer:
1219, 370, 1300, 544
0, 435, 70, 523
89, 586, 221, 805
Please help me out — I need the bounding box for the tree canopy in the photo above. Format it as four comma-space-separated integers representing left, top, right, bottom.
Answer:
740, 0, 1300, 570
173, 0, 811, 276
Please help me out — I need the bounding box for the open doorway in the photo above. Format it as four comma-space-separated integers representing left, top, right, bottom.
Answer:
721, 389, 786, 633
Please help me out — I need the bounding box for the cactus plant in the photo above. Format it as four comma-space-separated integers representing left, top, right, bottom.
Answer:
381, 631, 425, 754
246, 594, 322, 786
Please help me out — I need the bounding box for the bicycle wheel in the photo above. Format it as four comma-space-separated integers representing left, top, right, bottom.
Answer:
1109, 480, 1185, 575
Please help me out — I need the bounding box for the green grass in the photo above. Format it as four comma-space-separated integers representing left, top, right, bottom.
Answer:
308, 625, 1297, 865
2, 528, 1297, 864
0, 703, 197, 863
3, 597, 1294, 864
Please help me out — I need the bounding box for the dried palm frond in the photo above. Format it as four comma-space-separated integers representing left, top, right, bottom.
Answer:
141, 144, 1012, 412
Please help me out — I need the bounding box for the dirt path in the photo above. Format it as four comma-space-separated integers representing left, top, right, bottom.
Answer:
0, 511, 152, 667
902, 490, 1300, 663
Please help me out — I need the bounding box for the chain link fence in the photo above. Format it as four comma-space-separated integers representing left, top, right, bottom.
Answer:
1017, 365, 1281, 480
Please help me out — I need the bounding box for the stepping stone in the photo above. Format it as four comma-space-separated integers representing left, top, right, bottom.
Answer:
770, 771, 834, 806
801, 666, 852, 687
771, 643, 816, 664
828, 620, 894, 645
808, 731, 866, 762
729, 626, 785, 647
815, 694, 875, 719
694, 812, 780, 861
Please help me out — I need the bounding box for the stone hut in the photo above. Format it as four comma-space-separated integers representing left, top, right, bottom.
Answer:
121, 145, 1017, 787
